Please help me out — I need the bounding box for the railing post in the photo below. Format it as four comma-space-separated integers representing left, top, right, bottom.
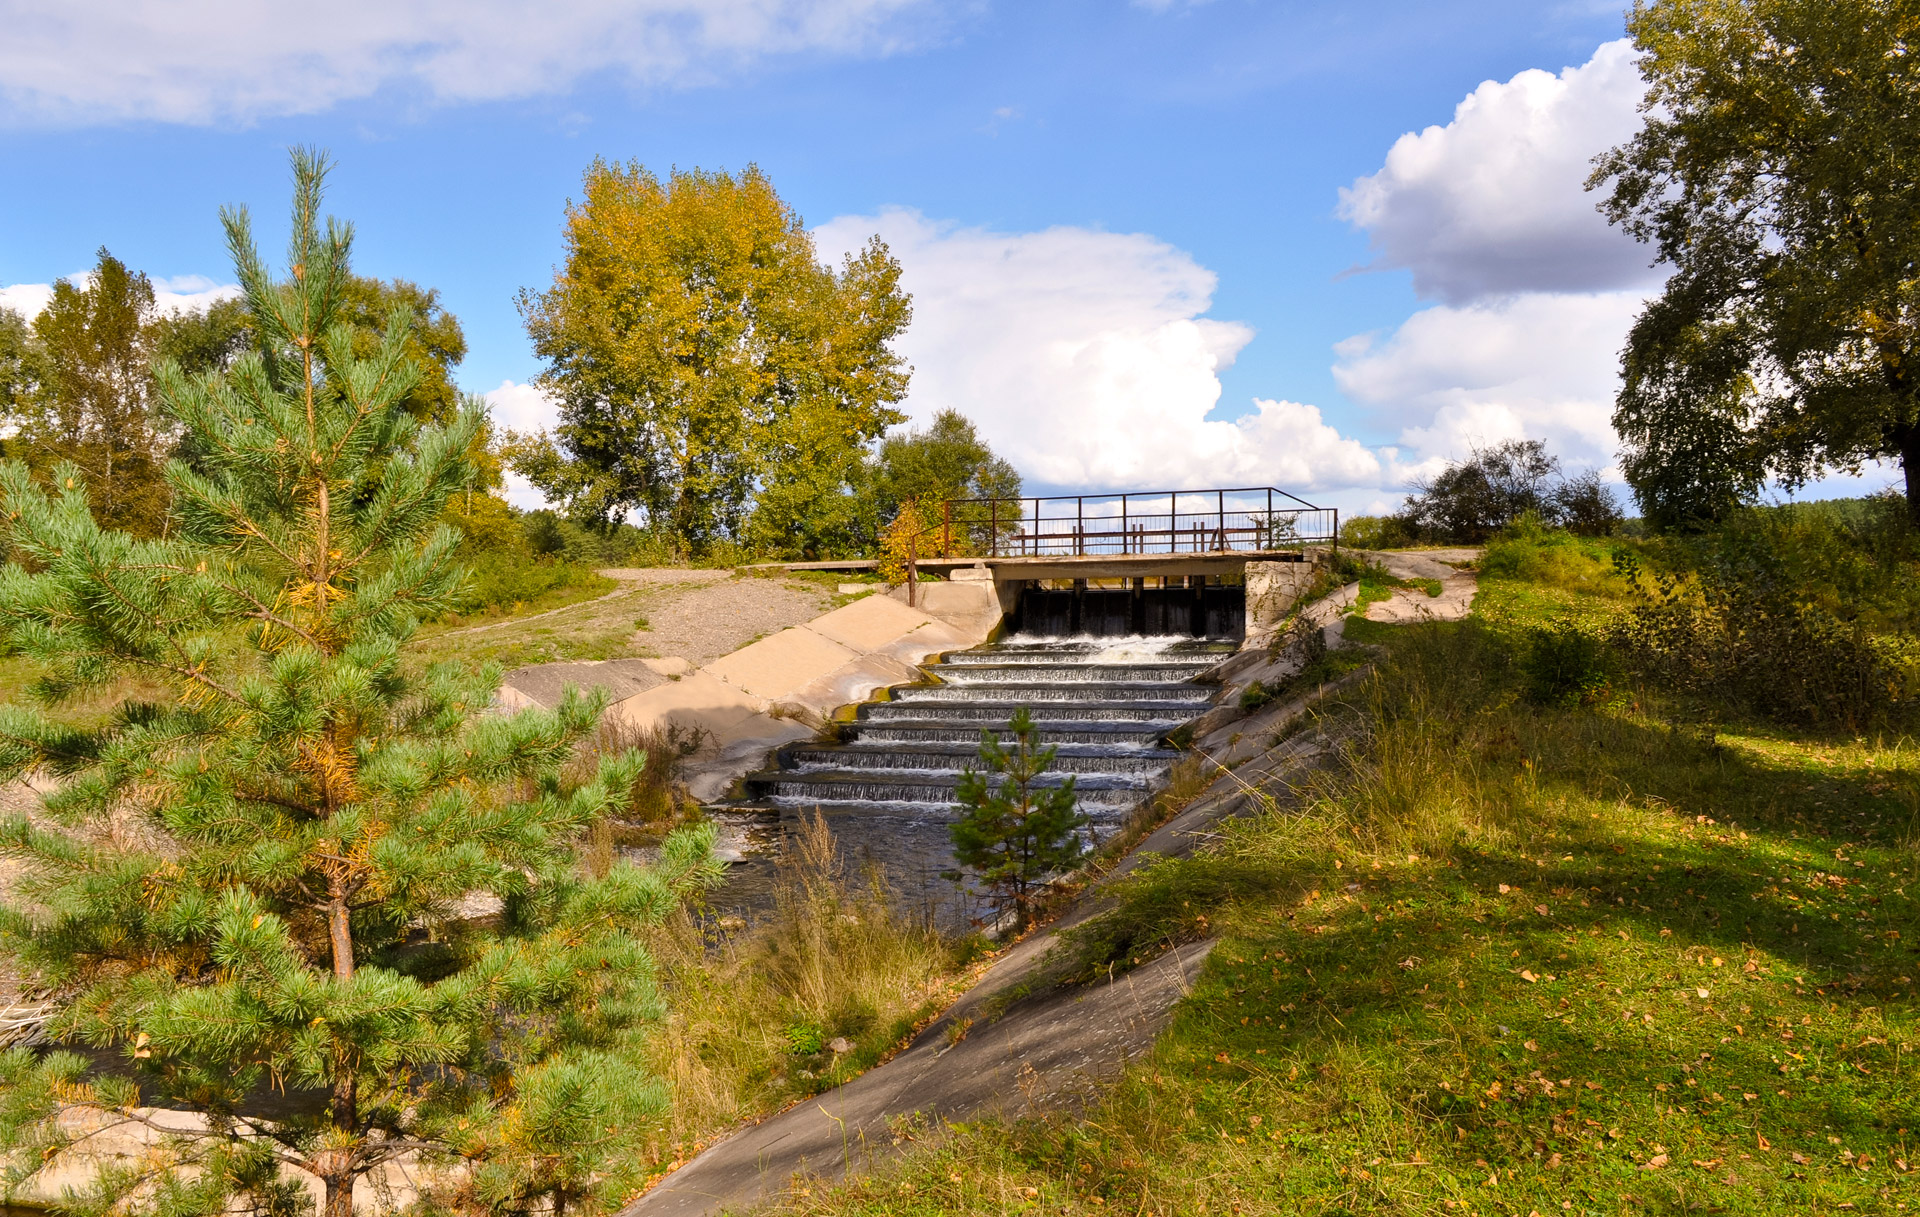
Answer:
906, 532, 918, 608
943, 500, 951, 557
1121, 493, 1128, 554
1076, 496, 1084, 557
1332, 508, 1340, 555
990, 498, 998, 557
1217, 489, 1224, 552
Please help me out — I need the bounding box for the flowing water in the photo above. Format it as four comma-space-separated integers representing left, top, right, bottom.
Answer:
706, 633, 1231, 928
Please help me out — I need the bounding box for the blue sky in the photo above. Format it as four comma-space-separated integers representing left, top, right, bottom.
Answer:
2, 0, 1806, 512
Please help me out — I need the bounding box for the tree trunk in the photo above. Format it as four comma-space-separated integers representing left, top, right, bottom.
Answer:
1902, 424, 1920, 526
321, 1168, 356, 1217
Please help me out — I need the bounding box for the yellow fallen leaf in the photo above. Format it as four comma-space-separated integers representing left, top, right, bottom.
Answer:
1519, 969, 1538, 983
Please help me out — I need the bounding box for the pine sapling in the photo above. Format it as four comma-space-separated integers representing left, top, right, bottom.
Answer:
0, 149, 714, 1217
949, 707, 1089, 930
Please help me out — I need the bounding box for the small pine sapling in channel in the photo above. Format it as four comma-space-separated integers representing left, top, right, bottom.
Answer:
949, 708, 1090, 930
0, 149, 716, 1217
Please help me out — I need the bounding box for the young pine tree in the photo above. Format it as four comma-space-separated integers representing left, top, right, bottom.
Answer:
949, 708, 1089, 929
0, 150, 712, 1217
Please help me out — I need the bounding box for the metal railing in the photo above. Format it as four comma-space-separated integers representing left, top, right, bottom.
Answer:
896, 486, 1335, 607
932, 487, 1336, 559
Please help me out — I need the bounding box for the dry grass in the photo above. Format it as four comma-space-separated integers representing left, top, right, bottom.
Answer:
633, 812, 967, 1172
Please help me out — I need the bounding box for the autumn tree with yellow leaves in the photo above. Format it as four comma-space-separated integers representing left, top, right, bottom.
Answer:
509, 161, 911, 556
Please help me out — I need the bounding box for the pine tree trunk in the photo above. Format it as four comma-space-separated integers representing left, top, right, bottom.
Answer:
321, 1168, 356, 1217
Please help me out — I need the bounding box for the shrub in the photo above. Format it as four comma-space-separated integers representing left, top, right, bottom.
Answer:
1401, 439, 1623, 544
1609, 550, 1920, 728
1518, 622, 1612, 707
1339, 514, 1420, 549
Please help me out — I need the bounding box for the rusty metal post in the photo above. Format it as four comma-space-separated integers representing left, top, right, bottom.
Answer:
943, 500, 952, 556
906, 532, 918, 608
990, 498, 998, 557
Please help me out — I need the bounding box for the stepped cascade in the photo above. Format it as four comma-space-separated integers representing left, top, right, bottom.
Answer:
742, 637, 1230, 884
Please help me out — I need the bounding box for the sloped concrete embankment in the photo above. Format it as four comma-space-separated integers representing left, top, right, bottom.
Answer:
603, 587, 1000, 801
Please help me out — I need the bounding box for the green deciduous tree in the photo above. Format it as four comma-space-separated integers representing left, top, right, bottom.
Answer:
11, 250, 169, 535
950, 708, 1088, 929
1593, 0, 1920, 524
0, 150, 709, 1217
512, 161, 910, 553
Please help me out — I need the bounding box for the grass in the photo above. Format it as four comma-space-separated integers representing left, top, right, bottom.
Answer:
756, 539, 1920, 1216
631, 812, 976, 1181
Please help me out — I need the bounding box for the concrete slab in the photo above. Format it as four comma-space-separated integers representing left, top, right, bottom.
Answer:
780, 654, 924, 726
805, 594, 936, 652
682, 721, 816, 802
641, 656, 694, 677
704, 627, 859, 702
499, 658, 664, 710
890, 580, 1002, 641
873, 619, 975, 667
605, 671, 766, 740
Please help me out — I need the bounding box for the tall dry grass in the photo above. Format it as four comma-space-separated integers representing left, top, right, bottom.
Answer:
635, 812, 963, 1166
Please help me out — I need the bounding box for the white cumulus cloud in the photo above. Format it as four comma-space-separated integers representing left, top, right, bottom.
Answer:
1338, 38, 1652, 305
0, 273, 240, 319
1334, 290, 1644, 473
812, 208, 1390, 495
0, 0, 939, 125
1332, 40, 1670, 483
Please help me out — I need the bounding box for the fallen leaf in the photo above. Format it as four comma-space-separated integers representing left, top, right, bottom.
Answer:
1534, 904, 1549, 916
1791, 1152, 1809, 1165
1519, 969, 1538, 983
1499, 884, 1512, 894
1524, 1040, 1539, 1052
1696, 988, 1709, 999
1644, 1153, 1669, 1169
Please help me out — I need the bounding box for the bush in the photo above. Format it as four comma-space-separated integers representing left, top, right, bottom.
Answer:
453, 547, 605, 615
1518, 622, 1612, 707
1609, 549, 1920, 728
1339, 515, 1420, 550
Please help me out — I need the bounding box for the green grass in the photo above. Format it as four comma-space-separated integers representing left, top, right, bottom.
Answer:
761, 542, 1920, 1216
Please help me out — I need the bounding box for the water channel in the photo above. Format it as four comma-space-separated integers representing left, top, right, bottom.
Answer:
706, 627, 1234, 929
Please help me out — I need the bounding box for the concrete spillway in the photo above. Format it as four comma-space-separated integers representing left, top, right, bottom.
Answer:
743, 635, 1228, 825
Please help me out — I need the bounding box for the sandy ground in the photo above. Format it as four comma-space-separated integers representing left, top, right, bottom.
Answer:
481, 571, 840, 708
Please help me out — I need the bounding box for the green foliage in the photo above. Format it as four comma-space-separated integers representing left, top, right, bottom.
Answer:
1595, 0, 1920, 521
1479, 514, 1631, 598
0, 150, 712, 1217
9, 249, 170, 536
1401, 440, 1622, 544
1518, 621, 1612, 706
512, 161, 910, 554
335, 277, 468, 422
1609, 549, 1920, 729
1338, 514, 1419, 550
1238, 680, 1274, 711
951, 708, 1090, 929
